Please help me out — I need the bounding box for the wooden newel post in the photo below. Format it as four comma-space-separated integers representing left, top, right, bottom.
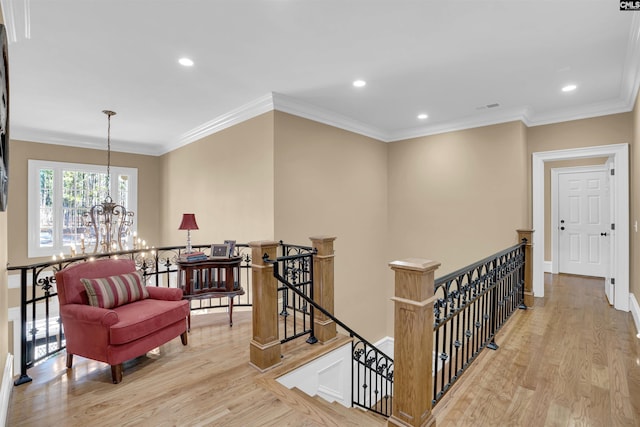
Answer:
517, 229, 534, 307
388, 258, 441, 427
310, 236, 337, 344
249, 240, 281, 371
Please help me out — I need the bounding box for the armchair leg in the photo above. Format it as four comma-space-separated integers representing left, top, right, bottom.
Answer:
111, 364, 123, 384
180, 331, 188, 345
66, 353, 73, 369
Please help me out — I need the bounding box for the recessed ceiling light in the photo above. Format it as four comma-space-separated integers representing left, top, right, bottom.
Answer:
178, 57, 194, 67
562, 84, 577, 92
353, 80, 366, 88
417, 113, 428, 120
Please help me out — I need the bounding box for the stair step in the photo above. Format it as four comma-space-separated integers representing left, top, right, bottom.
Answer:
255, 333, 387, 425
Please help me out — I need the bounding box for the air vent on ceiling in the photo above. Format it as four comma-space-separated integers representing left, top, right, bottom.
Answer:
475, 102, 500, 110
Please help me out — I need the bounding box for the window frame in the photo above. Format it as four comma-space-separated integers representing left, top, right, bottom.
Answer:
28, 159, 138, 258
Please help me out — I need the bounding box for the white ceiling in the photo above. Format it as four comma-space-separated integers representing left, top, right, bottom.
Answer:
4, 1, 640, 156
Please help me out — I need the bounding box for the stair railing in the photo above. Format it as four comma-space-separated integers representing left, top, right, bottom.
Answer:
264, 252, 394, 417
276, 242, 317, 344
431, 239, 527, 405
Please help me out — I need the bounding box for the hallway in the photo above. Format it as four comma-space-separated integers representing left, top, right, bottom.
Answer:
434, 273, 640, 426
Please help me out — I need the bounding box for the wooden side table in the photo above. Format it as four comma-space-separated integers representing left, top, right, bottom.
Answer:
177, 257, 245, 326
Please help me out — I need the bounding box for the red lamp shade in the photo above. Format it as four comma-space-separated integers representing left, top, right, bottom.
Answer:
178, 213, 199, 230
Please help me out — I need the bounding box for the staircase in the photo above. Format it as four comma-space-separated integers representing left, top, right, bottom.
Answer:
256, 333, 387, 425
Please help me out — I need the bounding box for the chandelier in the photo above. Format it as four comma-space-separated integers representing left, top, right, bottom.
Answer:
83, 110, 134, 253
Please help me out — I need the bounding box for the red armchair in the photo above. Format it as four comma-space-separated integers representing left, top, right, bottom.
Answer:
55, 258, 190, 383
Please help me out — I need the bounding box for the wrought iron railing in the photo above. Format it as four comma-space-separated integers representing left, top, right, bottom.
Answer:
264, 251, 394, 418
276, 242, 316, 344
8, 243, 253, 386
431, 240, 526, 405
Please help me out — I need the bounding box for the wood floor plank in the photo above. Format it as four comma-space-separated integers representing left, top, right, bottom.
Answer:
7, 310, 383, 426
7, 273, 640, 426
434, 273, 640, 427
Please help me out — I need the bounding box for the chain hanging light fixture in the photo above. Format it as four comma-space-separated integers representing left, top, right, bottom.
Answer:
83, 110, 134, 253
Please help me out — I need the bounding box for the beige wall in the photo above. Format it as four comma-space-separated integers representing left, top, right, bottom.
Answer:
159, 112, 275, 246
543, 158, 608, 261
527, 113, 632, 154
527, 113, 633, 283
273, 112, 389, 341
388, 121, 529, 274
632, 92, 640, 300
388, 121, 529, 334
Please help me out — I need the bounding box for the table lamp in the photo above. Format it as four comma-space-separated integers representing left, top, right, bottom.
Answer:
178, 213, 199, 253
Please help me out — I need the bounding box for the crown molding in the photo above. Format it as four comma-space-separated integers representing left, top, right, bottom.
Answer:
173, 85, 637, 148
387, 107, 530, 142
0, 0, 31, 43
526, 98, 632, 127
271, 92, 389, 142
11, 126, 161, 155
620, 13, 640, 110
161, 93, 274, 155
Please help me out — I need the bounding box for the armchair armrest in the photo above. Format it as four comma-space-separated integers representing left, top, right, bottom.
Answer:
146, 286, 183, 301
60, 304, 119, 327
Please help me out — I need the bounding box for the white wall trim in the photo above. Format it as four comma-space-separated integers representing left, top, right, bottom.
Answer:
8, 307, 21, 375
272, 92, 388, 142
0, 354, 13, 427
532, 144, 629, 311
164, 93, 275, 155
543, 261, 552, 273
277, 341, 352, 408
630, 293, 640, 336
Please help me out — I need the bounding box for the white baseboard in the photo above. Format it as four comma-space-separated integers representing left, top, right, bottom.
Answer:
543, 261, 552, 273
0, 354, 13, 427
630, 293, 640, 337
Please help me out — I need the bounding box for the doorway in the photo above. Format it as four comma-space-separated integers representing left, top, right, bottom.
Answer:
551, 166, 611, 293
532, 144, 629, 312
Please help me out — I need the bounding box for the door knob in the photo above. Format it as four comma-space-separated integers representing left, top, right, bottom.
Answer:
560, 227, 565, 231
601, 232, 608, 236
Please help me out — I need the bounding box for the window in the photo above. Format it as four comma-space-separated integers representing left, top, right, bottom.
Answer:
28, 160, 138, 258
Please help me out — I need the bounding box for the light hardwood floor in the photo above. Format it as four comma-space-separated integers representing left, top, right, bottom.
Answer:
434, 273, 640, 426
8, 274, 640, 426
7, 308, 385, 427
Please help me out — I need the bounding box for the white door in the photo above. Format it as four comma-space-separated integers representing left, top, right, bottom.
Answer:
558, 170, 610, 278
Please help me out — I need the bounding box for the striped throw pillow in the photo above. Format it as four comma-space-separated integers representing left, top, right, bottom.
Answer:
81, 271, 149, 309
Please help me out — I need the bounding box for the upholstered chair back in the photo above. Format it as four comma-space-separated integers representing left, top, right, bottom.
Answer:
55, 259, 137, 306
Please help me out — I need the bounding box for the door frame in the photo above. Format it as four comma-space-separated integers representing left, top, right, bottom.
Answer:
550, 164, 609, 275
532, 143, 629, 311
